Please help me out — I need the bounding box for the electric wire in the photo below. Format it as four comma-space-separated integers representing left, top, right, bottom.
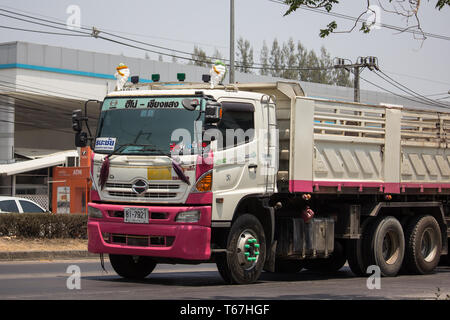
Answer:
0, 7, 337, 71
372, 70, 450, 108
268, 0, 450, 41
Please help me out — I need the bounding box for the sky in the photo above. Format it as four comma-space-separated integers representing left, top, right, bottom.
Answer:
0, 0, 449, 100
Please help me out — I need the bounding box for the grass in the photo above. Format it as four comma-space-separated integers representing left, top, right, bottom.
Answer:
0, 236, 88, 252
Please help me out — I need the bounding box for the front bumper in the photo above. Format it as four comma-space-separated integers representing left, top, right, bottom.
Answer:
87, 203, 211, 261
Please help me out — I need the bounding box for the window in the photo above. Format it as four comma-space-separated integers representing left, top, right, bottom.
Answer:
0, 200, 19, 213
19, 200, 44, 213
217, 102, 255, 150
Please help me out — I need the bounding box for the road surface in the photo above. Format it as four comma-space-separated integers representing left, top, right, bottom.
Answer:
0, 258, 449, 300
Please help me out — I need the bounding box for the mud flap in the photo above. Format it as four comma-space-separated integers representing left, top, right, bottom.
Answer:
263, 240, 277, 272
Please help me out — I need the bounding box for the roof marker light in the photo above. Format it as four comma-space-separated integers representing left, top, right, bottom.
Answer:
130, 76, 139, 84
177, 73, 186, 82
202, 74, 211, 83
152, 74, 160, 82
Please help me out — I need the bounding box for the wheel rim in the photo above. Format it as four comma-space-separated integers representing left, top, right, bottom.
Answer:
236, 229, 260, 271
382, 230, 400, 265
421, 227, 438, 263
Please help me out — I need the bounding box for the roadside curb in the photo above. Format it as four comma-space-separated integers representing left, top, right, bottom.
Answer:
0, 250, 97, 261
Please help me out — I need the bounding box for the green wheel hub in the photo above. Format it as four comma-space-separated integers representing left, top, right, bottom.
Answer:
237, 230, 260, 270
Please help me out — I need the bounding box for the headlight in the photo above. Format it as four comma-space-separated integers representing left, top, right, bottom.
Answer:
194, 171, 212, 192
175, 210, 200, 223
88, 206, 103, 219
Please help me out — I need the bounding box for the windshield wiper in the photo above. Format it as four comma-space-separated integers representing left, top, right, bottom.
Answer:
98, 143, 190, 189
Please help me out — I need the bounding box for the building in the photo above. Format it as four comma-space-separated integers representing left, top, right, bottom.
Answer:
0, 41, 447, 213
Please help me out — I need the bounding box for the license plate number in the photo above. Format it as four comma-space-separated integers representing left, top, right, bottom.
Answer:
124, 208, 149, 224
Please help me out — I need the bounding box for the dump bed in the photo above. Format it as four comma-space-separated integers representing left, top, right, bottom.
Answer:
283, 96, 450, 194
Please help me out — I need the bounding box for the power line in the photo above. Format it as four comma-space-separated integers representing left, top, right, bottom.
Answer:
382, 70, 450, 86
3, 5, 446, 107
0, 73, 99, 100
0, 118, 73, 134
0, 78, 93, 101
269, 0, 450, 41
0, 8, 231, 65
372, 70, 450, 108
0, 5, 229, 49
357, 73, 450, 110
0, 12, 91, 36
0, 7, 337, 72
0, 25, 90, 37
424, 92, 450, 97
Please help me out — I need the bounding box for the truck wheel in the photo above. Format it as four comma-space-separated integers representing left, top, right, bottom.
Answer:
109, 254, 157, 279
346, 218, 373, 276
404, 215, 442, 274
366, 216, 405, 277
215, 214, 266, 284
273, 259, 304, 273
304, 240, 346, 273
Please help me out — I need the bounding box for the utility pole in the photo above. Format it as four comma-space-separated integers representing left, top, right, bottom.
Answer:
334, 56, 379, 103
229, 0, 235, 84
353, 66, 360, 103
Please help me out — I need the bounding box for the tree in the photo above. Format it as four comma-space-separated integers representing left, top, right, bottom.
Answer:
281, 38, 298, 80
282, 0, 450, 41
296, 41, 309, 82
269, 38, 282, 77
333, 67, 353, 87
212, 48, 224, 61
190, 46, 211, 67
305, 50, 320, 83
260, 41, 270, 76
318, 46, 334, 85
236, 37, 254, 73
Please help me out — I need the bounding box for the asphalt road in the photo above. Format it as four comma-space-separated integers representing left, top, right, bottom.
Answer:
0, 258, 449, 300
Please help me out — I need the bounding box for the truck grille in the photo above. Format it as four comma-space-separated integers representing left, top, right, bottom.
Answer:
105, 182, 181, 200
105, 183, 180, 190
108, 234, 175, 247
108, 191, 177, 198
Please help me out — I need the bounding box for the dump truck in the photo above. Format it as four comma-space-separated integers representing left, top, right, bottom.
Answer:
72, 80, 450, 284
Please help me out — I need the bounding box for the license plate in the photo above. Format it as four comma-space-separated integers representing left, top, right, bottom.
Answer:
124, 208, 149, 224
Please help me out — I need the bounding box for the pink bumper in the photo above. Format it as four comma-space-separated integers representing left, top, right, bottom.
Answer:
87, 203, 211, 261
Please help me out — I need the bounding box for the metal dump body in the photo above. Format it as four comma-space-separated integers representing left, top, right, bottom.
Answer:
286, 96, 450, 194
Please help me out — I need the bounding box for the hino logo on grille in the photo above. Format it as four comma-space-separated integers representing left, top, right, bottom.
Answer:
132, 179, 148, 194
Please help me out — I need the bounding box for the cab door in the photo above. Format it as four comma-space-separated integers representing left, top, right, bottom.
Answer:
211, 99, 266, 221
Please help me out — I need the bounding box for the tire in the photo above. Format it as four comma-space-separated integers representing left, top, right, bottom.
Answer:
109, 254, 157, 279
404, 215, 442, 274
346, 218, 373, 276
303, 240, 347, 273
215, 214, 266, 284
366, 216, 405, 277
273, 259, 304, 273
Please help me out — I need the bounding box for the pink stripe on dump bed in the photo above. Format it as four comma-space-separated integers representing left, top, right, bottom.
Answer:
289, 180, 450, 194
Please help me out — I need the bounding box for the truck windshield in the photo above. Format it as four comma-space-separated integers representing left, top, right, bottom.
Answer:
95, 96, 204, 155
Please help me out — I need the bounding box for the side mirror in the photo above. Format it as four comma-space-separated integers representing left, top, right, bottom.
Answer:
75, 131, 88, 147
204, 102, 222, 124
72, 109, 88, 147
182, 98, 200, 111
72, 109, 83, 132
